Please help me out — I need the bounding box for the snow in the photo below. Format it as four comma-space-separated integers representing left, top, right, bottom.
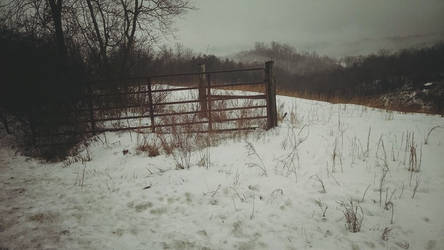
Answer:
1, 93, 444, 250
424, 82, 433, 87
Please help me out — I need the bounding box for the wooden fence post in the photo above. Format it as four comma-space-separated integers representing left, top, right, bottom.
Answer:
265, 61, 277, 129
147, 78, 156, 132
199, 64, 208, 117
207, 73, 212, 132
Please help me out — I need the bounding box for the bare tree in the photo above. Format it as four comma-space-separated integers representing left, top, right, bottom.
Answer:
73, 0, 192, 72
2, 0, 192, 73
85, 0, 108, 64
1, 0, 70, 62
116, 0, 192, 73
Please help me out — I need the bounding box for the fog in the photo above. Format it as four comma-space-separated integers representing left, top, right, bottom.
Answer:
166, 0, 444, 57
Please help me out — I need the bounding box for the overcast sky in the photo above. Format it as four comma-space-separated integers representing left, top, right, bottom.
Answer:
165, 0, 444, 58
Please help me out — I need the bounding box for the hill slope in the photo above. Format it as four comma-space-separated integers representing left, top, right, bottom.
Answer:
1, 93, 444, 250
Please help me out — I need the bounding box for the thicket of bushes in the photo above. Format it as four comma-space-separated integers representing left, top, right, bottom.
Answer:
293, 43, 444, 97
0, 26, 259, 160
0, 27, 88, 158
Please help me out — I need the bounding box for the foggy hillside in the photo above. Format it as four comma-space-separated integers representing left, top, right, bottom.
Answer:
233, 42, 338, 75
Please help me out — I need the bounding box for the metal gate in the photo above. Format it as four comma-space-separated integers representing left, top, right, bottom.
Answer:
33, 61, 277, 146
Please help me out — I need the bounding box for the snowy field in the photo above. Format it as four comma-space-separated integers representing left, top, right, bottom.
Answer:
1, 93, 444, 250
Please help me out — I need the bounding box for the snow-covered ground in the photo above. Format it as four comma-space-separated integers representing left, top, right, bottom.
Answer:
1, 94, 444, 250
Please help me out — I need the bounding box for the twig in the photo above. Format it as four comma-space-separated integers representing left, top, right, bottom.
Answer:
412, 177, 420, 199
425, 125, 443, 144
361, 184, 371, 202
312, 175, 326, 193
250, 196, 255, 220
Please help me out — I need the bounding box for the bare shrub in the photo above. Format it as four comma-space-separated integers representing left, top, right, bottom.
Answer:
277, 125, 308, 180
157, 133, 174, 155
340, 200, 364, 233
156, 128, 194, 169
147, 87, 268, 169
154, 103, 212, 169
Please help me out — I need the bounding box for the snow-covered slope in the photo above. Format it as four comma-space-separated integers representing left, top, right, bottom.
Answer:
1, 94, 444, 250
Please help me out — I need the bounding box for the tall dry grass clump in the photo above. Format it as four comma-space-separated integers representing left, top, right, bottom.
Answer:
340, 200, 364, 233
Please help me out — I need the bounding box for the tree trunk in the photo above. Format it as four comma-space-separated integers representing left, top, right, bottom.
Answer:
119, 0, 141, 76
48, 0, 67, 61
86, 0, 107, 66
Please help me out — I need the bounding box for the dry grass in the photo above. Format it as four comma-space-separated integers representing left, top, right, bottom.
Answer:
136, 138, 160, 157
425, 126, 444, 144
28, 212, 58, 224
245, 141, 268, 176
340, 200, 364, 233
222, 85, 442, 115
382, 227, 392, 241
311, 174, 327, 193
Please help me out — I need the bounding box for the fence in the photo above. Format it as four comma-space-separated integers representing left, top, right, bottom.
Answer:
32, 61, 277, 146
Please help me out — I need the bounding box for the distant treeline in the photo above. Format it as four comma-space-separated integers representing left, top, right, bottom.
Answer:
235, 41, 444, 97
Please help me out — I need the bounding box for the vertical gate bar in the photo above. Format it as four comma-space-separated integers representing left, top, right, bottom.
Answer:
87, 83, 96, 135
147, 78, 156, 132
199, 64, 208, 117
207, 73, 212, 132
138, 80, 145, 119
265, 61, 277, 129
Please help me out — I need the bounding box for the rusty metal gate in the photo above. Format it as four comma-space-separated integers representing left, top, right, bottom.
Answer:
33, 61, 277, 146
